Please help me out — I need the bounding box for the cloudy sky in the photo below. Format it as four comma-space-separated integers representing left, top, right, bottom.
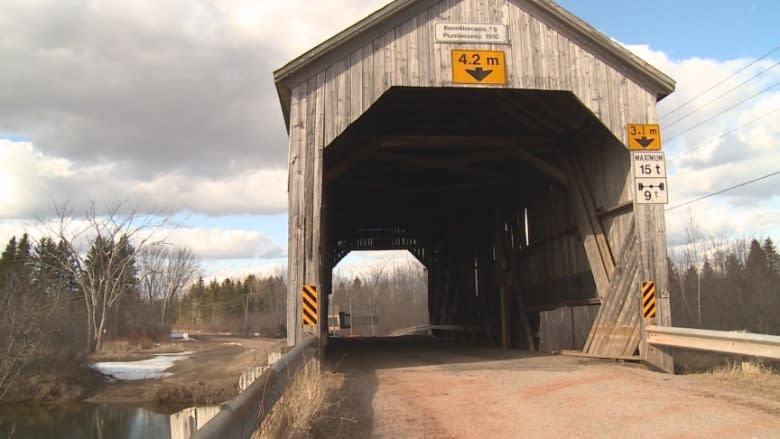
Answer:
1, 0, 779, 279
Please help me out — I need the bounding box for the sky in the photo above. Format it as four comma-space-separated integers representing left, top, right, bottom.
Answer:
1, 0, 779, 280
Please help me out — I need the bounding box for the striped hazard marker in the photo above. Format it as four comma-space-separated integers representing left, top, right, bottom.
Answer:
301, 285, 318, 326
642, 281, 657, 320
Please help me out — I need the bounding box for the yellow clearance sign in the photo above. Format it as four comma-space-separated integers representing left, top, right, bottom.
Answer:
451, 50, 506, 85
627, 124, 662, 150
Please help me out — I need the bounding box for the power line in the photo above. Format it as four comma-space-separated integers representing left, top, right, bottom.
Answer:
666, 170, 780, 211
667, 106, 780, 162
665, 80, 780, 143
659, 43, 780, 121
663, 60, 780, 129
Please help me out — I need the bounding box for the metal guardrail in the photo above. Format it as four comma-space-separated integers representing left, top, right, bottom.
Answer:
646, 325, 780, 360
389, 324, 488, 336
191, 336, 318, 439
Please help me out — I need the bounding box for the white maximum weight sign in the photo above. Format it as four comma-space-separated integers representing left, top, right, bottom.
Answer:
633, 151, 669, 205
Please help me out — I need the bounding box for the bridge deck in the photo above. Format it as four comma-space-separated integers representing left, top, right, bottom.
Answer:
312, 337, 780, 438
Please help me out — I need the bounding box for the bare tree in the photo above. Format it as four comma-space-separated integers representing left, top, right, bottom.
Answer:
0, 272, 60, 400
42, 202, 169, 352
139, 245, 200, 326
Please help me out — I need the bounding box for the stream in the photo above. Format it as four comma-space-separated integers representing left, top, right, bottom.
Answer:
0, 404, 172, 439
0, 352, 194, 438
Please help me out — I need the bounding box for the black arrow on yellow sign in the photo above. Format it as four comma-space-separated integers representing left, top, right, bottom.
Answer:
635, 136, 655, 148
466, 67, 493, 82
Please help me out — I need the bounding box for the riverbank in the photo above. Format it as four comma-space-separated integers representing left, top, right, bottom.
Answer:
2, 334, 283, 407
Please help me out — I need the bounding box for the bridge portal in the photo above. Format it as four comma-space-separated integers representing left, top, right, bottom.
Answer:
274, 0, 675, 371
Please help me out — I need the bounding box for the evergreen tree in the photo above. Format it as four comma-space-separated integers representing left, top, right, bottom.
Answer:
745, 239, 772, 332
699, 259, 718, 329
761, 238, 780, 277
724, 253, 745, 330
0, 236, 18, 281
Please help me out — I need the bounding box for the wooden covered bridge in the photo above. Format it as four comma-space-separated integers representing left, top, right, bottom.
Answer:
274, 0, 675, 371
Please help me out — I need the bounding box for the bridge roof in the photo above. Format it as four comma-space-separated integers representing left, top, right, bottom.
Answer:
273, 0, 676, 130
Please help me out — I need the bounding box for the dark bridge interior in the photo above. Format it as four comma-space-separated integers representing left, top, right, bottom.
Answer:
322, 86, 629, 348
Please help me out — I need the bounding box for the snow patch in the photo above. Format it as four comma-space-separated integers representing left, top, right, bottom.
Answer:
92, 352, 193, 380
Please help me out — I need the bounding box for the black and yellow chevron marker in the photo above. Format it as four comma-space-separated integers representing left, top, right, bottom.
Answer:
301, 285, 318, 326
642, 281, 657, 320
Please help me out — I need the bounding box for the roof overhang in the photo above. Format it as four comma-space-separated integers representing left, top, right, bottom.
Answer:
273, 0, 676, 132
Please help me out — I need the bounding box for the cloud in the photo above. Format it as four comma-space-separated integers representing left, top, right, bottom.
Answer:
0, 139, 286, 218
0, 0, 390, 221
164, 227, 285, 260
0, 0, 384, 183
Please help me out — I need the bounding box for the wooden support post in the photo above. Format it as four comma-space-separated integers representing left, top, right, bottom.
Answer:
495, 213, 511, 349
287, 84, 307, 347
561, 153, 615, 299
636, 204, 674, 373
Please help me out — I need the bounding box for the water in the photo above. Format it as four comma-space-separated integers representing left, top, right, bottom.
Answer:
0, 403, 172, 439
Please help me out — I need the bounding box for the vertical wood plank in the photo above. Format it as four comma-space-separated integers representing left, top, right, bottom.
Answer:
335, 58, 350, 138
287, 83, 308, 346
406, 16, 420, 86
323, 64, 338, 148
312, 71, 326, 339
349, 50, 364, 125
361, 42, 375, 111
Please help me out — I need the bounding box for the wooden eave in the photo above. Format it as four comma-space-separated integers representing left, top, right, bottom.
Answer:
273, 0, 676, 132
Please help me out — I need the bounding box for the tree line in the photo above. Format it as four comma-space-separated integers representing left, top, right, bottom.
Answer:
669, 237, 780, 335
178, 272, 286, 337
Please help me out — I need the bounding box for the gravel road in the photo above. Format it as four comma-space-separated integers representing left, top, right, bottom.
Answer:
311, 336, 780, 439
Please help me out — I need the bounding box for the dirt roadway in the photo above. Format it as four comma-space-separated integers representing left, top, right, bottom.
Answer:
86, 335, 282, 406
312, 337, 780, 439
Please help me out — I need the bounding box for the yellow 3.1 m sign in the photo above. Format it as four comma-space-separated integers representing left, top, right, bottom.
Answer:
627, 124, 662, 150
451, 50, 506, 85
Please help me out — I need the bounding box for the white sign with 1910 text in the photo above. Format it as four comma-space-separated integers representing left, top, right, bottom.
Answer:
633, 151, 669, 204
435, 23, 509, 44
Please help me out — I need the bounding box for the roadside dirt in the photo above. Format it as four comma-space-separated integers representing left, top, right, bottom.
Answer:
86, 334, 283, 408
307, 337, 780, 439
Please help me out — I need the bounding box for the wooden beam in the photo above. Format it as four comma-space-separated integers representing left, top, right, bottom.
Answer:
372, 151, 502, 180
561, 152, 615, 299
374, 135, 556, 149
507, 147, 568, 185
324, 138, 381, 184
378, 136, 567, 184
596, 200, 634, 219
495, 212, 511, 349
560, 350, 640, 362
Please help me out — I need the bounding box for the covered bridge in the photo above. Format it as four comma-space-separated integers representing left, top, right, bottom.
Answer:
274, 0, 675, 371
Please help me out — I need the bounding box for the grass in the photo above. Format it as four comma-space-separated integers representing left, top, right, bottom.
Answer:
695, 358, 780, 402
254, 358, 328, 439
3, 362, 104, 404
152, 381, 234, 407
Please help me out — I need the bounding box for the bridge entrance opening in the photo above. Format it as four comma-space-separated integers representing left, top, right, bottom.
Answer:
317, 86, 628, 350
329, 250, 429, 338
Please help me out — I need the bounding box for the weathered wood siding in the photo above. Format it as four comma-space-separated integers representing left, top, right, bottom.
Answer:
286, 0, 659, 149
285, 0, 670, 363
